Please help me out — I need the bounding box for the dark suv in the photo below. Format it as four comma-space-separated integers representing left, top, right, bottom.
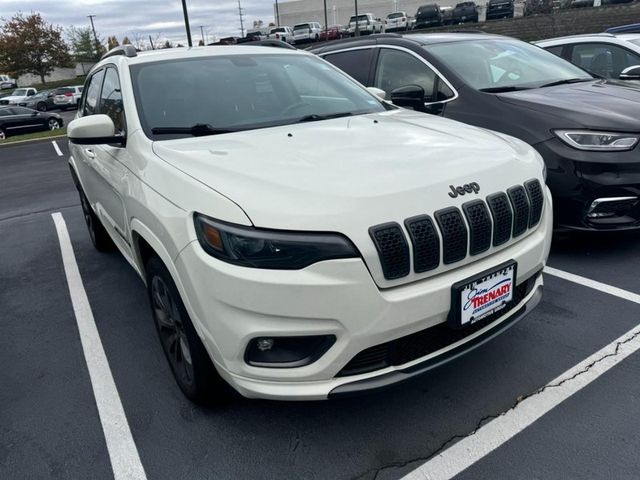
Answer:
487, 0, 515, 19
452, 2, 479, 23
312, 33, 640, 231
414, 4, 443, 29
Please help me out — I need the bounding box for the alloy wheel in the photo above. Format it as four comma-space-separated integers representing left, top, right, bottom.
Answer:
48, 119, 60, 130
151, 275, 194, 386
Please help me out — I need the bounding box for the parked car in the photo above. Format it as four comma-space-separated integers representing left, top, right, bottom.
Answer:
319, 25, 345, 42
236, 30, 266, 44
606, 23, 640, 34
66, 44, 549, 404
452, 2, 479, 23
0, 74, 17, 90
0, 106, 63, 140
569, 0, 592, 7
0, 87, 37, 106
414, 4, 443, 29
386, 11, 411, 32
536, 33, 640, 81
487, 0, 515, 19
53, 85, 84, 110
293, 22, 322, 43
19, 89, 56, 111
441, 6, 454, 25
348, 13, 384, 36
267, 26, 295, 44
313, 33, 640, 231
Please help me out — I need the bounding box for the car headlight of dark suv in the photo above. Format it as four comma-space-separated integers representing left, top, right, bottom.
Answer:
554, 130, 639, 151
194, 213, 359, 269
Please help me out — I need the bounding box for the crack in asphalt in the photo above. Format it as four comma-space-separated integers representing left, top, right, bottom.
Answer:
352, 330, 640, 480
0, 203, 79, 223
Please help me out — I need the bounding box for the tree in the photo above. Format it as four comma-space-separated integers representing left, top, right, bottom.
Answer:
107, 35, 120, 50
162, 40, 173, 49
122, 36, 131, 45
0, 13, 72, 84
198, 39, 204, 46
67, 26, 101, 62
253, 20, 264, 29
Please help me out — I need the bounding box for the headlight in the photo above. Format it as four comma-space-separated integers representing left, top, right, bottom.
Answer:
554, 130, 639, 151
194, 213, 359, 269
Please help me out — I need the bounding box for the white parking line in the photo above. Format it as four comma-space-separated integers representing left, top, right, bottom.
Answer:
402, 267, 640, 480
51, 140, 63, 157
52, 212, 147, 480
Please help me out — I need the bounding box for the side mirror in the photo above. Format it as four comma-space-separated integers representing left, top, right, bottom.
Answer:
390, 84, 425, 109
367, 87, 387, 100
620, 65, 640, 80
68, 114, 125, 146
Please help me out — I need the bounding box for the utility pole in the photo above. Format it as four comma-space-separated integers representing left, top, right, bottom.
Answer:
181, 0, 193, 47
323, 0, 328, 37
87, 15, 100, 58
275, 0, 280, 27
199, 25, 206, 45
238, 0, 245, 37
354, 0, 359, 37
149, 35, 155, 50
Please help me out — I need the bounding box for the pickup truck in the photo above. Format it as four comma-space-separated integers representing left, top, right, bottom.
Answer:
0, 87, 37, 105
348, 13, 384, 36
486, 0, 514, 19
267, 26, 295, 44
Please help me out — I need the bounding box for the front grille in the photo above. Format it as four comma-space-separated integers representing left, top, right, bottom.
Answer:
435, 208, 468, 264
369, 223, 410, 280
367, 180, 543, 280
405, 215, 440, 273
525, 180, 544, 227
486, 193, 513, 247
507, 186, 530, 237
463, 200, 492, 255
337, 270, 541, 377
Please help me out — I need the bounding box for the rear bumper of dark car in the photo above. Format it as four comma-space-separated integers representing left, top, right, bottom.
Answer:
535, 138, 640, 231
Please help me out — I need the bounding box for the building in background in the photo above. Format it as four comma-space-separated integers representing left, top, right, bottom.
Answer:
274, 0, 460, 27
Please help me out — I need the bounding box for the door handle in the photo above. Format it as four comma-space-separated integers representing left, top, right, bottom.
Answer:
84, 148, 95, 160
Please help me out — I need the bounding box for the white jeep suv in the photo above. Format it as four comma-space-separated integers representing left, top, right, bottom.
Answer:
68, 44, 552, 404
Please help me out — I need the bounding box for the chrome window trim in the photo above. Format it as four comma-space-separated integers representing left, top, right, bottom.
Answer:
319, 44, 459, 106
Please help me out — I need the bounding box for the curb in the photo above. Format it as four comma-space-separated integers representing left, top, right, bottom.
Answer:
0, 134, 67, 148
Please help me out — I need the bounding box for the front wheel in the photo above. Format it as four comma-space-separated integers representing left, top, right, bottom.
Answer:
37, 102, 47, 112
48, 118, 60, 131
146, 257, 235, 405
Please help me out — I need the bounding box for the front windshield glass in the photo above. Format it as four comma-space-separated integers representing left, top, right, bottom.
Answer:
130, 54, 385, 140
12, 89, 27, 96
428, 39, 592, 90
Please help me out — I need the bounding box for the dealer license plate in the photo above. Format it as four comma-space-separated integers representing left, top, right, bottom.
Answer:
449, 261, 517, 328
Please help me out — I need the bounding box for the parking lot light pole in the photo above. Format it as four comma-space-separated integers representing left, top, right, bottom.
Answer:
324, 0, 328, 38
354, 0, 359, 37
181, 0, 193, 47
275, 0, 280, 27
87, 15, 100, 58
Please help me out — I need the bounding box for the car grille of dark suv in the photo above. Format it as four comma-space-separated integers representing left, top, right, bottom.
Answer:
369, 180, 544, 280
336, 270, 541, 377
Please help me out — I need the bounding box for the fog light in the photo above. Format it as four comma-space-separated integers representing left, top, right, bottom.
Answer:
587, 196, 638, 218
245, 335, 336, 368
256, 337, 274, 351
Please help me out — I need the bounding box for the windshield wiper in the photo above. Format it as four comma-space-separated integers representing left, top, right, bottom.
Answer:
151, 123, 237, 136
538, 78, 593, 88
479, 86, 532, 93
296, 112, 354, 123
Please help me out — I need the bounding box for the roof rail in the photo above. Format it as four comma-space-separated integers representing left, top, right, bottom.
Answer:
238, 39, 296, 50
101, 44, 138, 61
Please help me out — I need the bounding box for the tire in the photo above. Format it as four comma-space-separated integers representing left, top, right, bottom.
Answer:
48, 118, 61, 131
37, 102, 47, 112
78, 188, 115, 252
146, 256, 234, 405
0, 128, 5, 141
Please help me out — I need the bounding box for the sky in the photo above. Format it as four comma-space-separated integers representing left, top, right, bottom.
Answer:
0, 0, 277, 47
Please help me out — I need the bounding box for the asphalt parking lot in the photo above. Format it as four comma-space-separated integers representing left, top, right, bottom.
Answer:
1, 140, 640, 480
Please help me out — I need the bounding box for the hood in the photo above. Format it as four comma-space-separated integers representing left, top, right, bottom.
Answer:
498, 80, 640, 131
153, 109, 544, 287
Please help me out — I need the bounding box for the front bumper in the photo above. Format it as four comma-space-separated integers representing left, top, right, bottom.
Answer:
174, 191, 552, 400
535, 138, 640, 230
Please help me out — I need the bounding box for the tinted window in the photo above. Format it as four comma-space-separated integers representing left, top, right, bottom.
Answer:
545, 45, 565, 58
0, 108, 11, 116
571, 42, 640, 78
55, 87, 73, 94
130, 54, 384, 140
374, 49, 447, 102
83, 69, 105, 116
10, 107, 34, 115
323, 49, 373, 85
100, 68, 125, 133
428, 39, 591, 90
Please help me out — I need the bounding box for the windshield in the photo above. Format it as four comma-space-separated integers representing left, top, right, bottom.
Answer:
428, 39, 592, 91
130, 54, 385, 140
12, 89, 27, 96
388, 12, 405, 19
